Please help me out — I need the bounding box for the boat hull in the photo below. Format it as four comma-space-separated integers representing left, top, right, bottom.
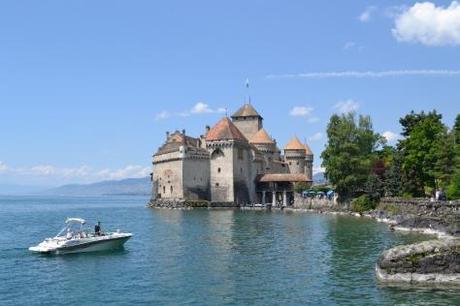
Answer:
55, 236, 131, 254
29, 234, 132, 254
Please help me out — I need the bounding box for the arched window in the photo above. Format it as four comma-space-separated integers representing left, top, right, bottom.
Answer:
211, 148, 224, 159
170, 186, 173, 194
218, 168, 221, 173
163, 186, 166, 194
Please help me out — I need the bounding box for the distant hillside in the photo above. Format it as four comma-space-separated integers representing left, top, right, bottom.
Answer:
313, 172, 328, 185
41, 177, 152, 196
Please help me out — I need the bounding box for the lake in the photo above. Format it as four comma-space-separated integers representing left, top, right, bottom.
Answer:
0, 196, 458, 305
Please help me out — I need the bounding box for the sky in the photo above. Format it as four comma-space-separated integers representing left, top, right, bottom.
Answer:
1, 0, 460, 187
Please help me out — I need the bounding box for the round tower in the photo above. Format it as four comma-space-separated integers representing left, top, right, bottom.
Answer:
304, 143, 314, 181
284, 137, 306, 174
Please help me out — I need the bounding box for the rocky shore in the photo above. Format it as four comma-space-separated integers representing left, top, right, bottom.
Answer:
376, 238, 460, 285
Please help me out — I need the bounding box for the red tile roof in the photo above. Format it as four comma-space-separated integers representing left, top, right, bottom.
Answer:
249, 128, 274, 144
205, 117, 248, 141
284, 137, 305, 150
231, 103, 262, 118
258, 173, 311, 182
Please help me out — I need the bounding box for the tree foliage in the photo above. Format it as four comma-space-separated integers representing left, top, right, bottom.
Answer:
398, 110, 445, 196
321, 113, 383, 202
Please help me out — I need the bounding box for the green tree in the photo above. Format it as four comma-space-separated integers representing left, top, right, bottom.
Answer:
398, 110, 445, 196
434, 131, 456, 189
383, 150, 403, 197
447, 171, 460, 199
321, 113, 383, 202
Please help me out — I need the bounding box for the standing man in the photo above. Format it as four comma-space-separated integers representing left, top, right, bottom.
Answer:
95, 221, 101, 236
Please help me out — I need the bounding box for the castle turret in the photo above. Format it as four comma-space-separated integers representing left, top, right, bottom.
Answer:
303, 143, 314, 181
206, 117, 256, 204
231, 103, 263, 140
284, 137, 306, 175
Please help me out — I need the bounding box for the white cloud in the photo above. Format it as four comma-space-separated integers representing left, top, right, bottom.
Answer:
308, 132, 323, 142
289, 106, 319, 123
392, 1, 460, 46
266, 69, 460, 79
0, 161, 8, 173
155, 111, 170, 121
334, 100, 360, 114
156, 102, 225, 120
382, 131, 400, 143
96, 165, 150, 180
359, 6, 377, 22
191, 102, 213, 114
313, 166, 325, 175
290, 106, 314, 117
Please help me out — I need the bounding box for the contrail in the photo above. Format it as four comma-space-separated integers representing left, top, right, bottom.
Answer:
266, 69, 460, 79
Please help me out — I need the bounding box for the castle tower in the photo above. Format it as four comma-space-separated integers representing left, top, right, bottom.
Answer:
284, 137, 306, 174
249, 128, 276, 172
231, 103, 263, 140
206, 117, 256, 204
304, 143, 314, 181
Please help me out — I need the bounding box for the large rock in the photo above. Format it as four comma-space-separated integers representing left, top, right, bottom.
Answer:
376, 238, 460, 284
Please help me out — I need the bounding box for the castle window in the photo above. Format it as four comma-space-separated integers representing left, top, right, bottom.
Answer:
296, 161, 299, 165
163, 186, 166, 194
238, 148, 244, 160
170, 186, 173, 194
215, 183, 219, 187
240, 168, 243, 173
289, 162, 292, 165
218, 168, 221, 173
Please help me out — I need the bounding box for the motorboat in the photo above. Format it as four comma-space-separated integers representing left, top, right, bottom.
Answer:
29, 218, 132, 254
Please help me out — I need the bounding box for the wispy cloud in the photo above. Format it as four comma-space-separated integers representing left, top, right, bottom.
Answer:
266, 69, 460, 79
308, 132, 323, 142
0, 161, 8, 173
290, 106, 313, 117
156, 102, 225, 121
334, 100, 360, 114
392, 1, 460, 46
359, 6, 377, 22
289, 106, 319, 123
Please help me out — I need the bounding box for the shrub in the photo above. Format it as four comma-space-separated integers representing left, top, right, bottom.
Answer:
351, 195, 377, 213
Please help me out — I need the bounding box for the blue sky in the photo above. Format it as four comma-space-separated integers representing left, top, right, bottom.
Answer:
1, 0, 460, 186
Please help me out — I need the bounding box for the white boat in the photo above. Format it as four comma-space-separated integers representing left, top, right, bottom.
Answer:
29, 218, 132, 254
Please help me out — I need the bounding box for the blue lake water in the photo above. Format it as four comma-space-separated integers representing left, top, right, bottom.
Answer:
0, 195, 459, 305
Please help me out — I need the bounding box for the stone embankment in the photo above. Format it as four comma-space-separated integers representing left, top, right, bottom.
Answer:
376, 238, 460, 285
147, 198, 238, 209
370, 198, 460, 237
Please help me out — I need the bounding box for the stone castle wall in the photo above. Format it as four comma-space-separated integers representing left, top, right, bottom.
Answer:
183, 158, 210, 200
209, 144, 235, 202
232, 117, 262, 140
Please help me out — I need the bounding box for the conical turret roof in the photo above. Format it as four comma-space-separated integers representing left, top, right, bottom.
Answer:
231, 103, 262, 118
205, 117, 247, 141
249, 128, 274, 144
284, 136, 306, 150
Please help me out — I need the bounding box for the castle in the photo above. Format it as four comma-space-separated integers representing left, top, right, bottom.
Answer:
151, 103, 313, 206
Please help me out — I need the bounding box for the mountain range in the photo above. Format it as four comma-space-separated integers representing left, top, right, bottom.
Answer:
0, 172, 327, 196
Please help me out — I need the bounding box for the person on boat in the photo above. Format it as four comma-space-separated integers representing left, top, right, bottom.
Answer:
66, 228, 72, 240
95, 221, 101, 236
